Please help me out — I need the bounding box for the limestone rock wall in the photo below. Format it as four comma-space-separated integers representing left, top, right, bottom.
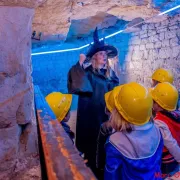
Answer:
0, 7, 40, 179
33, 0, 162, 37
122, 14, 180, 89
0, 0, 46, 8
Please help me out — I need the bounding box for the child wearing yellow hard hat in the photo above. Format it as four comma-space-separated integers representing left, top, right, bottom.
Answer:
151, 68, 174, 87
45, 92, 75, 143
96, 86, 122, 179
104, 82, 163, 180
150, 82, 180, 179
150, 68, 180, 111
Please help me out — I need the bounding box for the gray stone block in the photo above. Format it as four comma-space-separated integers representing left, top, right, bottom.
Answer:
157, 27, 167, 33
140, 33, 148, 39
142, 24, 148, 30
159, 48, 172, 59
154, 41, 162, 48
169, 25, 179, 30
159, 32, 165, 41
148, 30, 156, 37
146, 43, 154, 49
165, 31, 177, 39
134, 45, 140, 51
162, 39, 170, 48
172, 46, 180, 58
141, 38, 149, 44
140, 44, 146, 51
170, 37, 179, 47
160, 19, 169, 27
148, 24, 155, 30
144, 50, 148, 60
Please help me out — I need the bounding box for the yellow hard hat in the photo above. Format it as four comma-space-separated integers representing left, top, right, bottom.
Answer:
148, 88, 153, 94
105, 90, 114, 112
105, 86, 123, 112
150, 82, 178, 111
45, 92, 72, 122
114, 82, 153, 125
151, 68, 174, 84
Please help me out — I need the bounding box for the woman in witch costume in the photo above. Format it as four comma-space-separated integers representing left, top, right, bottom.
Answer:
67, 28, 119, 177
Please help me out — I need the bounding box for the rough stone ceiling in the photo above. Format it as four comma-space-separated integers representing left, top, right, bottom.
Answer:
33, 0, 157, 36
0, 0, 46, 8
66, 13, 120, 39
32, 0, 179, 46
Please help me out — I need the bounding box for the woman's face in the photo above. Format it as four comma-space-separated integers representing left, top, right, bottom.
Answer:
94, 51, 108, 66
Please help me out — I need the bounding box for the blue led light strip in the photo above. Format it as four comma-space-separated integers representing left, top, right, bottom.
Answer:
31, 5, 180, 56
158, 4, 180, 16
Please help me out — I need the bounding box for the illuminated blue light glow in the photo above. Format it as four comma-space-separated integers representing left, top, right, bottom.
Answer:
31, 29, 124, 56
158, 4, 180, 16
32, 5, 180, 56
31, 47, 81, 56
105, 30, 124, 39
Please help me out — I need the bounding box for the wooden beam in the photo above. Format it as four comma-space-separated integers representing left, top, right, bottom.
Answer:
34, 86, 96, 180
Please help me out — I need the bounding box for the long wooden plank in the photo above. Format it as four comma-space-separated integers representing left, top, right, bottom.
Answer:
34, 85, 96, 180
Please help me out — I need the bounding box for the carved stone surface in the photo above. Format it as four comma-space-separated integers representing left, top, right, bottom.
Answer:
0, 7, 39, 179
32, 0, 167, 37
0, 0, 46, 8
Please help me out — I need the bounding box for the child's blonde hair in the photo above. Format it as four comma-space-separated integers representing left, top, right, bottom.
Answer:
109, 108, 133, 133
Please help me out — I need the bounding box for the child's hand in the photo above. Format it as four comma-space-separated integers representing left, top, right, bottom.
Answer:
84, 159, 88, 164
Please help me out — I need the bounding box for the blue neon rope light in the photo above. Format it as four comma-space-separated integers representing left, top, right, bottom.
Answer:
31, 5, 180, 56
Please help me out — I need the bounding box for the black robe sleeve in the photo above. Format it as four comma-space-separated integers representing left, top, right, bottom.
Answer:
68, 62, 93, 95
96, 123, 113, 169
108, 70, 119, 91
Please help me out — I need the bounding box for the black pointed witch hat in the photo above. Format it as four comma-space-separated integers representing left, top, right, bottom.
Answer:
86, 27, 118, 58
